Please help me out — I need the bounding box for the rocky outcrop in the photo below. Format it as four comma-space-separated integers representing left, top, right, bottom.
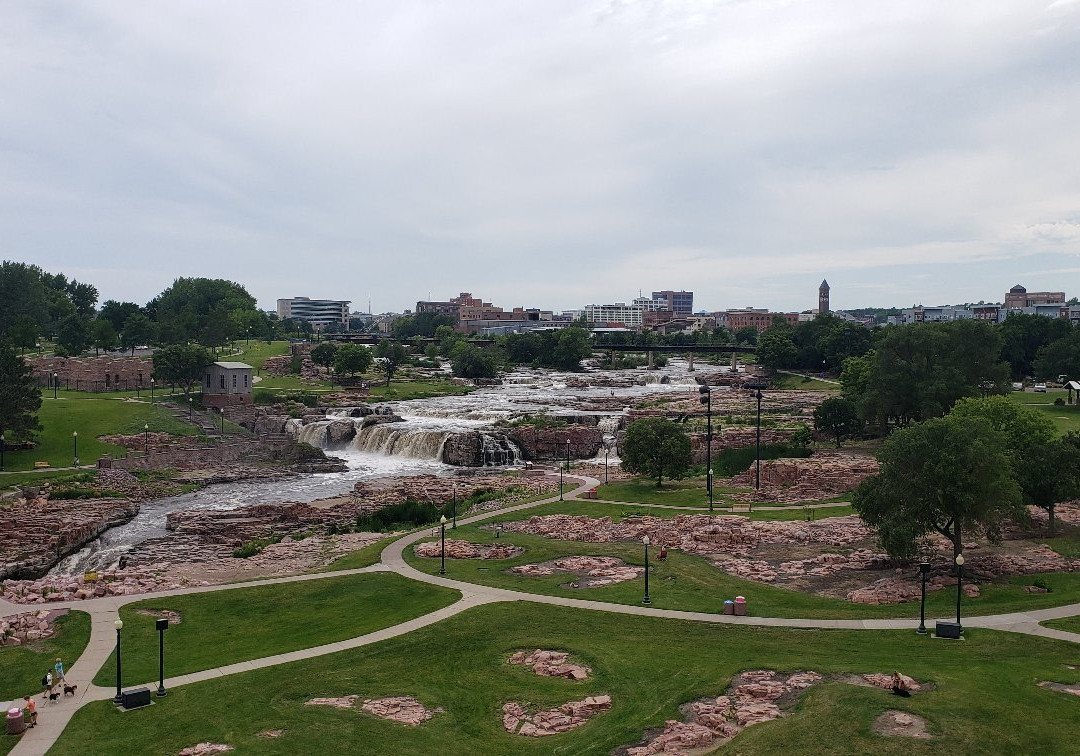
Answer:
509, 556, 643, 588
0, 497, 140, 580
508, 649, 591, 680
508, 425, 603, 462
502, 695, 612, 736
178, 744, 233, 755
413, 540, 522, 560
3, 569, 204, 604
0, 609, 67, 645
729, 452, 878, 502
361, 696, 443, 726
325, 420, 357, 446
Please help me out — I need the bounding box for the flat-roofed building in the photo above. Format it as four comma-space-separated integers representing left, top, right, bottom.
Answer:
277, 297, 350, 330
203, 361, 253, 408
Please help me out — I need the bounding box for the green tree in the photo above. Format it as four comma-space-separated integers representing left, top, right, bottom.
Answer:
148, 277, 258, 345
55, 314, 90, 356
757, 319, 798, 370
0, 341, 43, 443
152, 344, 211, 398
1033, 329, 1080, 381
90, 318, 118, 355
7, 315, 39, 353
0, 261, 48, 336
550, 327, 592, 371
450, 343, 501, 379
621, 417, 692, 487
374, 340, 409, 386
1017, 436, 1080, 535
812, 396, 861, 447
120, 313, 155, 355
999, 313, 1071, 379
98, 300, 142, 333
734, 326, 758, 346
333, 344, 373, 377
852, 413, 1022, 561
311, 342, 339, 370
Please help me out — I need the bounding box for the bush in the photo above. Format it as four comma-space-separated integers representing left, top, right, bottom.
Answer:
1054, 398, 1065, 406
356, 499, 446, 532
712, 443, 811, 477
232, 535, 282, 558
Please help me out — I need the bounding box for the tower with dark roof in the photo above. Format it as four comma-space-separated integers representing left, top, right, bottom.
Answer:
818, 279, 830, 315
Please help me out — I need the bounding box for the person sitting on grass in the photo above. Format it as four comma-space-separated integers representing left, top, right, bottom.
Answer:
891, 671, 911, 697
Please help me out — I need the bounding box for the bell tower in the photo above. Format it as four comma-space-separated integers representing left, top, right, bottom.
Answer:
818, 279, 830, 315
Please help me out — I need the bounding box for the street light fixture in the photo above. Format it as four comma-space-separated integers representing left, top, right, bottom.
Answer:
53, 372, 58, 399
156, 618, 169, 697
144, 424, 149, 455
1, 434, 4, 471
642, 535, 651, 605
955, 553, 965, 634
72, 431, 79, 467
698, 383, 714, 511
188, 396, 192, 420
439, 515, 448, 575
754, 388, 763, 490
565, 439, 571, 472
602, 435, 615, 484
113, 619, 124, 704
452, 484, 457, 529
917, 562, 931, 635
150, 378, 155, 402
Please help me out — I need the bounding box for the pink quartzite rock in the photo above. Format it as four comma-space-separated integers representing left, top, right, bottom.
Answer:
508, 556, 643, 588
863, 673, 921, 693
502, 695, 612, 736
508, 649, 591, 681
361, 696, 443, 726
413, 539, 522, 560
305, 696, 359, 709
625, 670, 823, 754
178, 744, 233, 755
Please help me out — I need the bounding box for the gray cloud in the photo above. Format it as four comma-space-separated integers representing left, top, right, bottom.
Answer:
1, 0, 1078, 313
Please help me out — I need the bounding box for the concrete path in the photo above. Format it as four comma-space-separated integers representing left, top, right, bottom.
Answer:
5, 472, 1080, 755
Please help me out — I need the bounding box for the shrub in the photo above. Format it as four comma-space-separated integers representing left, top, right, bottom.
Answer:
712, 443, 811, 477
356, 499, 449, 532
1054, 398, 1065, 406
232, 535, 282, 558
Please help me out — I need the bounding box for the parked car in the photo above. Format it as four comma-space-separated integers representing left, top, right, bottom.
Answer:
1034, 383, 1047, 392
1011, 382, 1023, 391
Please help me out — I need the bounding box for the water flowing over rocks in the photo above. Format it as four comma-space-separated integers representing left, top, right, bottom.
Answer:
0, 496, 140, 580
413, 539, 522, 560
729, 453, 878, 503
507, 649, 591, 681
502, 695, 612, 736
361, 696, 443, 726
621, 670, 823, 754
509, 556, 643, 588
0, 609, 67, 645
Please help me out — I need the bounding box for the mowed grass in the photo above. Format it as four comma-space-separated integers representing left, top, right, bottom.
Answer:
0, 397, 199, 473
1043, 615, 1080, 634
318, 537, 396, 572
595, 478, 849, 510
0, 611, 90, 702
231, 340, 291, 371
52, 602, 1080, 755
536, 498, 853, 522
1007, 390, 1080, 435
91, 573, 459, 687
773, 372, 841, 391
406, 506, 1080, 619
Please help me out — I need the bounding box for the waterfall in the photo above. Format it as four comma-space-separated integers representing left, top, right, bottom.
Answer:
596, 416, 622, 435
351, 424, 453, 459
478, 432, 521, 467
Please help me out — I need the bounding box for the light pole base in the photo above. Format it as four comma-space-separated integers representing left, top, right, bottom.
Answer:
916, 628, 927, 635
642, 596, 651, 605
157, 688, 167, 697
114, 694, 123, 705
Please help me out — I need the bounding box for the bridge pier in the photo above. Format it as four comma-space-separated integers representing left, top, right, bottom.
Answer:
648, 350, 654, 370
610, 349, 616, 367
731, 352, 738, 371
687, 353, 694, 371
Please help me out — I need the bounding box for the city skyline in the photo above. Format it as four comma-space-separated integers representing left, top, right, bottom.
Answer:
3, 1, 1079, 314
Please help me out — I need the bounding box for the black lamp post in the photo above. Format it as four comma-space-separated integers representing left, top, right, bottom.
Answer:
452, 484, 457, 529
113, 619, 124, 704
188, 396, 192, 420
150, 378, 155, 402
53, 372, 58, 399
699, 384, 713, 511
754, 388, 763, 490
72, 431, 79, 467
144, 424, 149, 455
565, 439, 571, 472
917, 562, 930, 635
559, 454, 564, 501
955, 553, 965, 634
439, 515, 447, 575
219, 408, 225, 437
1, 434, 5, 471
602, 435, 615, 484
156, 618, 169, 696
642, 534, 651, 605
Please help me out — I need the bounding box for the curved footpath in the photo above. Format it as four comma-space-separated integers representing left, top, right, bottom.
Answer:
4, 474, 1080, 755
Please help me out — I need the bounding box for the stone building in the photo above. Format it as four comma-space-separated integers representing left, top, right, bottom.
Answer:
202, 361, 254, 408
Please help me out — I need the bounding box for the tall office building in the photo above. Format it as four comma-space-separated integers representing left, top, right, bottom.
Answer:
276, 297, 351, 330
651, 290, 694, 314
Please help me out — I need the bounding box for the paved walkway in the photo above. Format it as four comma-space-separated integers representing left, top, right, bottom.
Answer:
4, 473, 1080, 754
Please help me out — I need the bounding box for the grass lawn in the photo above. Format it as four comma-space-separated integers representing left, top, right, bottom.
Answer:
231, 340, 291, 371
366, 379, 474, 401
535, 498, 853, 522
773, 372, 841, 391
1006, 390, 1080, 435
318, 537, 397, 572
1042, 615, 1080, 634
0, 397, 200, 473
595, 477, 849, 510
91, 573, 459, 687
406, 511, 1080, 620
0, 611, 90, 702
52, 602, 1080, 755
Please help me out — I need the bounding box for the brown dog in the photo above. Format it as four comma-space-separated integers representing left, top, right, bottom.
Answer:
63, 684, 78, 696
48, 691, 60, 702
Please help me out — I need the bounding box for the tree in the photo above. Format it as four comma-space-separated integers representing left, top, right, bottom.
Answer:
90, 318, 118, 355
550, 327, 592, 371
450, 343, 501, 379
120, 313, 155, 355
621, 417, 692, 487
333, 344, 373, 377
374, 340, 409, 386
152, 344, 211, 398
98, 300, 142, 333
1016, 436, 1080, 535
734, 326, 758, 346
7, 315, 39, 353
999, 313, 1071, 379
311, 342, 338, 370
0, 341, 42, 443
148, 277, 258, 345
852, 413, 1022, 561
813, 396, 861, 447
757, 319, 798, 370
1033, 329, 1080, 381
55, 314, 90, 356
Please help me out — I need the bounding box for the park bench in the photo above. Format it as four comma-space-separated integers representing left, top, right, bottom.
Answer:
33, 461, 50, 469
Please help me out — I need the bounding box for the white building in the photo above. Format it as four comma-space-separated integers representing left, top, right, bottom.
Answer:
276, 297, 351, 330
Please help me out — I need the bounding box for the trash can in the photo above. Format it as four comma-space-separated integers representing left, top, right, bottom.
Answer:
734, 595, 747, 616
6, 707, 26, 735
723, 600, 734, 615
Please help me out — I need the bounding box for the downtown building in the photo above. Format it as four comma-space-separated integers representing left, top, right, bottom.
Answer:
276, 297, 351, 330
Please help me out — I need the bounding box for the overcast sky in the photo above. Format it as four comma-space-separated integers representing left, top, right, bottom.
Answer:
2, 1, 1079, 314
